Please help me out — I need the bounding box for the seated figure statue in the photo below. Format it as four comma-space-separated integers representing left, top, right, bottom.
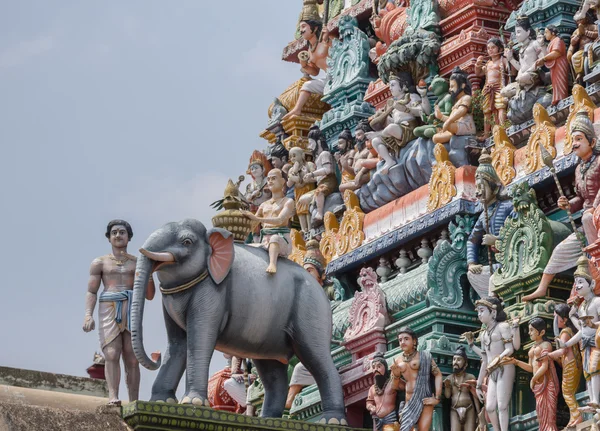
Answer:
503, 15, 551, 124
432, 67, 476, 145
367, 72, 430, 174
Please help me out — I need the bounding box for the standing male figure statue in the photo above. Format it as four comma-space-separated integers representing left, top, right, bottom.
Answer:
366, 353, 403, 431
83, 220, 155, 405
464, 297, 518, 431
444, 346, 480, 431
390, 327, 443, 431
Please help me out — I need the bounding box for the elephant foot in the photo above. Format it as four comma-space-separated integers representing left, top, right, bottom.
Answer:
318, 415, 348, 426
150, 391, 178, 404
181, 394, 211, 407
154, 398, 178, 404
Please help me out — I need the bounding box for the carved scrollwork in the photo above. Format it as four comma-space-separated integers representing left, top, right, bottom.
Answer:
320, 191, 365, 262
320, 212, 340, 264
336, 190, 366, 256
427, 143, 457, 211
564, 84, 597, 155
288, 229, 307, 267
491, 125, 516, 185
427, 215, 475, 309
492, 182, 552, 283
525, 104, 556, 174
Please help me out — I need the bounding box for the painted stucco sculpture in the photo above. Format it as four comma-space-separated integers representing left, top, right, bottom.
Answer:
475, 38, 509, 140
523, 109, 600, 301
83, 219, 155, 406
129, 218, 347, 424
466, 151, 514, 299
366, 353, 402, 431
242, 169, 296, 274
443, 346, 480, 431
503, 15, 551, 125
509, 318, 560, 431
464, 297, 519, 431
390, 327, 443, 431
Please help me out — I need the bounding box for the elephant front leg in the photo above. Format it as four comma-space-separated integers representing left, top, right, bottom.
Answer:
180, 306, 220, 407
150, 304, 187, 403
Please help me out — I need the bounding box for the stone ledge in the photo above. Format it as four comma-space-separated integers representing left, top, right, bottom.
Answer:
122, 401, 368, 431
0, 401, 129, 431
0, 365, 108, 398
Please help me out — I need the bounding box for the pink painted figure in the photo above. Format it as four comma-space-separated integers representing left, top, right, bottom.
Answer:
83, 220, 156, 405
508, 318, 559, 431
535, 26, 569, 106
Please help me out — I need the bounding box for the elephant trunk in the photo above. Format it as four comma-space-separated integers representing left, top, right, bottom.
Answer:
130, 254, 161, 370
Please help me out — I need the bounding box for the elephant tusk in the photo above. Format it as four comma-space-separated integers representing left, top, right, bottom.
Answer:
139, 248, 175, 262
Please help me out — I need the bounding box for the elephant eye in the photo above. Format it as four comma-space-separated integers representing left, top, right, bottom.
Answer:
182, 238, 193, 246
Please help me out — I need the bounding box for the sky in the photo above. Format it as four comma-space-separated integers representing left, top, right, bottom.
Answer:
0, 1, 302, 401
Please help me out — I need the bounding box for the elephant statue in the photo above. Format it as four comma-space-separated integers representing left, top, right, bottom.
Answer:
130, 219, 347, 424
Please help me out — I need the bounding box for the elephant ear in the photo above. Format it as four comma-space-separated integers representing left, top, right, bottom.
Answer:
206, 228, 234, 285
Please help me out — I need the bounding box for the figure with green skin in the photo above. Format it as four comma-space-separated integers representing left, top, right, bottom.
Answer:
413, 76, 453, 139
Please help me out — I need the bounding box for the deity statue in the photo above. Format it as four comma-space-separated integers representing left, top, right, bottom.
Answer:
432, 67, 476, 145
287, 146, 316, 232
298, 126, 338, 228
524, 110, 600, 301
284, 5, 331, 119
561, 256, 600, 409
347, 119, 379, 190
390, 327, 443, 431
540, 303, 583, 428
466, 152, 514, 299
568, 10, 598, 84
475, 38, 509, 139
268, 141, 294, 199
366, 353, 403, 431
464, 297, 518, 431
242, 169, 295, 273
505, 16, 545, 93
413, 75, 453, 139
443, 346, 480, 431
509, 318, 559, 431
268, 141, 290, 172
245, 152, 272, 212
367, 73, 430, 173
535, 26, 569, 105
503, 15, 550, 124
335, 129, 356, 191
82, 220, 155, 405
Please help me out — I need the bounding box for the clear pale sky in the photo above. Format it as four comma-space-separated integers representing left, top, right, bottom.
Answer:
0, 1, 302, 400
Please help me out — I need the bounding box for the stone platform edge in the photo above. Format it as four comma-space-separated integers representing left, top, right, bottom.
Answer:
122, 401, 370, 431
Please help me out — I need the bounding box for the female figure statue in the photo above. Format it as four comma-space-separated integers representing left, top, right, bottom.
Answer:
509, 318, 559, 431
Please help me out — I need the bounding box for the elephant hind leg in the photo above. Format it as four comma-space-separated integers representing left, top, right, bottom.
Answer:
253, 359, 288, 418
291, 340, 347, 424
